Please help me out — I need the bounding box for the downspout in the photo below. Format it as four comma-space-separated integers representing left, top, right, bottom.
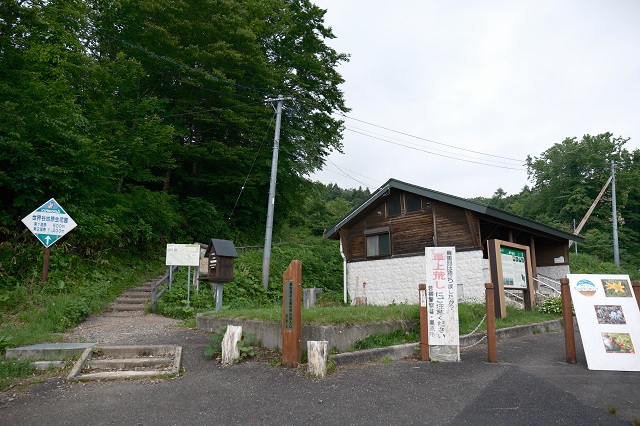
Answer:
340, 238, 347, 304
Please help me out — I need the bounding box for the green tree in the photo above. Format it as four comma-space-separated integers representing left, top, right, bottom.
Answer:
525, 133, 639, 264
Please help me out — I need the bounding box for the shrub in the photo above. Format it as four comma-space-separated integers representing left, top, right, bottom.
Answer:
537, 297, 565, 315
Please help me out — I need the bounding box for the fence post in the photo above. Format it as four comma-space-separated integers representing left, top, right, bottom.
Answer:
419, 284, 429, 361
485, 283, 497, 363
560, 278, 577, 364
632, 281, 640, 311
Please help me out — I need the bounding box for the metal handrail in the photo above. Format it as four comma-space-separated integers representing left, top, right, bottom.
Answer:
151, 265, 179, 313
533, 275, 561, 295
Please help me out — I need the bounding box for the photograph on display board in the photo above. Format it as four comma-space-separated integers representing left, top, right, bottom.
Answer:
601, 332, 635, 354
594, 305, 627, 325
602, 278, 632, 298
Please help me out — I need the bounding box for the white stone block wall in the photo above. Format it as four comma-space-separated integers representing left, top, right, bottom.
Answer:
347, 250, 486, 305
537, 265, 571, 281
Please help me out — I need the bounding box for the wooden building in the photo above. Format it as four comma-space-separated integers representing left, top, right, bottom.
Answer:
324, 179, 584, 305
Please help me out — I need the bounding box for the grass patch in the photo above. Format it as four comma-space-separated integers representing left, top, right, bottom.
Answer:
351, 328, 420, 351
0, 359, 36, 391
0, 255, 166, 348
201, 303, 561, 333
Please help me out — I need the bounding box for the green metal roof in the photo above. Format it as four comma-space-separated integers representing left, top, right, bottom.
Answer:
324, 178, 584, 243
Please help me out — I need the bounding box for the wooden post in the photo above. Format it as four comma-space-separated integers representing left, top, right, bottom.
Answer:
282, 260, 302, 367
418, 284, 429, 361
41, 247, 50, 282
560, 278, 577, 364
485, 283, 497, 363
307, 341, 328, 378
632, 281, 640, 311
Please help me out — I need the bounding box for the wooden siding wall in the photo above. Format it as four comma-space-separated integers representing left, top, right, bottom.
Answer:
338, 189, 570, 267
433, 201, 480, 250
534, 238, 570, 266
342, 193, 484, 261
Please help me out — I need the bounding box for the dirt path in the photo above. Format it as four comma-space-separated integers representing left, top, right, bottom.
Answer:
63, 311, 186, 345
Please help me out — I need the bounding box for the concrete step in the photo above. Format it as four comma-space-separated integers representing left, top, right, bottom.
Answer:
115, 297, 149, 304
5, 342, 96, 361
111, 303, 146, 311
129, 285, 152, 293
87, 356, 174, 370
68, 345, 182, 381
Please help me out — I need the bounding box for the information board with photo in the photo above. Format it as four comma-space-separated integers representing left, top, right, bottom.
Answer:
567, 274, 640, 371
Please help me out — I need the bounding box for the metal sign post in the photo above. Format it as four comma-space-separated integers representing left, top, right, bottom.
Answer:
165, 244, 201, 304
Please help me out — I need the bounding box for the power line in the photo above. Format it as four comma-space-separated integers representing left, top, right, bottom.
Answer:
338, 113, 526, 163
228, 114, 277, 220
345, 127, 526, 171
344, 124, 524, 167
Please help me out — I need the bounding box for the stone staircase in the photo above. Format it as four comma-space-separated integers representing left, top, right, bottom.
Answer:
109, 282, 153, 315
67, 345, 182, 381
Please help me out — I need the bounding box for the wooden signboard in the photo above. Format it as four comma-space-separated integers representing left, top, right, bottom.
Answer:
282, 260, 302, 367
487, 239, 535, 318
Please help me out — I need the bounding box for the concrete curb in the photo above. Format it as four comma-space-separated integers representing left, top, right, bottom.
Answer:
330, 318, 565, 366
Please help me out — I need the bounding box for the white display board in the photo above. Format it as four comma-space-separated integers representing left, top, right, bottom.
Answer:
425, 247, 460, 362
568, 274, 640, 371
165, 244, 201, 266
21, 198, 77, 248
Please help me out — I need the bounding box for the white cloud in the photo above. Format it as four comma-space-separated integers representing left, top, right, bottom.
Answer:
310, 0, 640, 198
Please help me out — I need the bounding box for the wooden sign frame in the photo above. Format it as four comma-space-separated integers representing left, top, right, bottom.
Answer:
487, 239, 535, 318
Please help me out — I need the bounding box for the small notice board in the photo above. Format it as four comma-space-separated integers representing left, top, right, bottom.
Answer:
568, 274, 640, 371
165, 244, 200, 267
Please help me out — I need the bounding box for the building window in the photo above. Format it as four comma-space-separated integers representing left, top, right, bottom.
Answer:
405, 193, 422, 213
365, 227, 390, 257
386, 194, 401, 217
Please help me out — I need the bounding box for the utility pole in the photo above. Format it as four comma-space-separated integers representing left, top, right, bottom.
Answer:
611, 159, 620, 266
262, 95, 285, 290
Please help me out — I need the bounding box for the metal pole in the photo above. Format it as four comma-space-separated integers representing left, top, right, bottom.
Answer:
573, 219, 578, 254
262, 95, 284, 291
611, 160, 620, 266
216, 283, 223, 311
187, 266, 191, 305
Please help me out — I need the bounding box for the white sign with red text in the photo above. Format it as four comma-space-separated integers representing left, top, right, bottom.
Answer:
426, 247, 460, 362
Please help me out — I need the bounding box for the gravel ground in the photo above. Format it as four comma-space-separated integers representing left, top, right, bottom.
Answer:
63, 312, 186, 346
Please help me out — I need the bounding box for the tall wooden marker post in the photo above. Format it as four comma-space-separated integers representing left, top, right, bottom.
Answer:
282, 260, 302, 367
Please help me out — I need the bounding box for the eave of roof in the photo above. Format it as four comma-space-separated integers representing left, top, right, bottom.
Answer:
324, 178, 584, 243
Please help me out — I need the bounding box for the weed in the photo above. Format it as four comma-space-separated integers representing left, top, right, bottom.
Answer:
0, 334, 12, 355
236, 339, 255, 360
631, 415, 640, 426
0, 360, 36, 391
379, 356, 393, 364
605, 403, 618, 415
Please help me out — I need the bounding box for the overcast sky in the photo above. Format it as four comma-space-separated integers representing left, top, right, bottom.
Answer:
308, 0, 640, 199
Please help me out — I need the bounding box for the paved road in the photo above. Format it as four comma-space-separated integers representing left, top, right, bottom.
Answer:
1, 329, 638, 425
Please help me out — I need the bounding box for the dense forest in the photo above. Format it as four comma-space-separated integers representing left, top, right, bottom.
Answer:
1, 0, 639, 293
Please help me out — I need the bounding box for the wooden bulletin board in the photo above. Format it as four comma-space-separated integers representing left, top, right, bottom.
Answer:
487, 239, 535, 318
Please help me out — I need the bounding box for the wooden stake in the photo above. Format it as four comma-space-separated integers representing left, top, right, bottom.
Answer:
560, 278, 577, 364
419, 283, 430, 361
485, 283, 497, 363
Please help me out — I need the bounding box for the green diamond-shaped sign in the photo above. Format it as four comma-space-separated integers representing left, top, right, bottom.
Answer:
21, 198, 77, 248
